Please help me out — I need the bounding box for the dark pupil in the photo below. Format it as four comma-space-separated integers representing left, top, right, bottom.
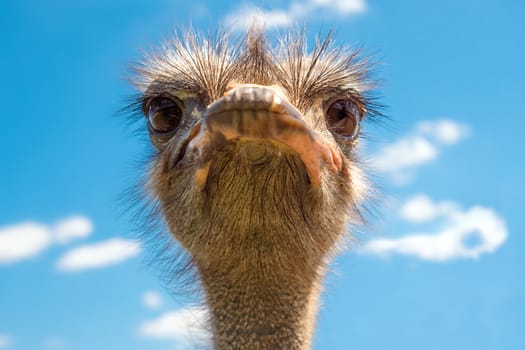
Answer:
148, 99, 182, 133
328, 101, 352, 120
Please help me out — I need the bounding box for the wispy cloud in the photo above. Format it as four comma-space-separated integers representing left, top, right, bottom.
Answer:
225, 7, 292, 29
417, 119, 471, 145
224, 0, 367, 30
0, 223, 51, 264
362, 196, 507, 261
399, 194, 458, 223
142, 291, 163, 310
43, 336, 66, 349
0, 215, 93, 265
372, 135, 438, 172
53, 216, 93, 244
139, 307, 210, 348
371, 119, 470, 184
56, 238, 141, 272
0, 334, 11, 348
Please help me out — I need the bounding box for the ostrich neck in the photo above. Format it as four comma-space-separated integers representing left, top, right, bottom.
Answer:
197, 232, 326, 350
184, 148, 345, 349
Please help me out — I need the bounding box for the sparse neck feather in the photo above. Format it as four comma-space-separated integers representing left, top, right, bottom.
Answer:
196, 230, 327, 350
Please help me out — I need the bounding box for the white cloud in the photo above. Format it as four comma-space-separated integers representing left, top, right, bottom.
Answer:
370, 119, 470, 184
44, 336, 66, 349
0, 216, 94, 265
0, 223, 52, 264
400, 194, 458, 223
56, 238, 141, 272
0, 334, 11, 348
53, 216, 93, 244
362, 197, 508, 261
225, 0, 367, 30
372, 136, 437, 172
225, 7, 292, 30
142, 291, 163, 310
418, 119, 471, 145
139, 307, 210, 348
0, 217, 136, 272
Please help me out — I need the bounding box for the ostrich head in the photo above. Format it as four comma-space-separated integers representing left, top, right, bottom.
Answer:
130, 26, 379, 350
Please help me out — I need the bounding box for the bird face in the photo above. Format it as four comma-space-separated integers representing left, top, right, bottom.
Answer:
133, 28, 378, 270
154, 83, 346, 187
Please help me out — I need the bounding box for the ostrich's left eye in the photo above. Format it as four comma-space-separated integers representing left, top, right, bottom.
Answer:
325, 99, 362, 140
147, 97, 183, 133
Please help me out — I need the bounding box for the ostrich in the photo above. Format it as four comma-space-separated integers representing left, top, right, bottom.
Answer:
129, 26, 380, 350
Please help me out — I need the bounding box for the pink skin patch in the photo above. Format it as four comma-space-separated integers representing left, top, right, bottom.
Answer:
183, 85, 342, 187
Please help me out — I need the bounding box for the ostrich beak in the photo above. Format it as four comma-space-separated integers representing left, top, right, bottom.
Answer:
184, 84, 342, 186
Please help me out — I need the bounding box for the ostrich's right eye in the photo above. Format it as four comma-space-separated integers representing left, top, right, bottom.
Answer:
147, 97, 183, 133
325, 99, 362, 140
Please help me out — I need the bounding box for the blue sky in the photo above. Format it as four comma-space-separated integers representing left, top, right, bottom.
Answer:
1, 0, 524, 349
